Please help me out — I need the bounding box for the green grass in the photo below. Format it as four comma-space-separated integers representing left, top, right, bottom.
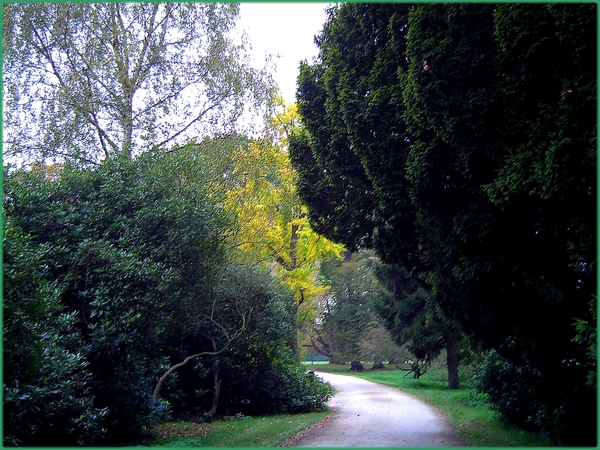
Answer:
143, 410, 330, 447
313, 363, 550, 447
146, 363, 549, 447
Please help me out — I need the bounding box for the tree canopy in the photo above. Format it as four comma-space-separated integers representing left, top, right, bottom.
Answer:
289, 3, 596, 445
207, 106, 345, 361
316, 251, 408, 369
3, 3, 275, 163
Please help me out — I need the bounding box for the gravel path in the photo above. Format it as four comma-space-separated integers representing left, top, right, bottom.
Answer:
289, 371, 466, 447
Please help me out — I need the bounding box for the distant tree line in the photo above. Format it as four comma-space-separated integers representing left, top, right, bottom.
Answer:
289, 3, 596, 446
309, 250, 412, 371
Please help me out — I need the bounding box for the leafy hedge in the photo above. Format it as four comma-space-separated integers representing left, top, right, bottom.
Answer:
3, 150, 333, 445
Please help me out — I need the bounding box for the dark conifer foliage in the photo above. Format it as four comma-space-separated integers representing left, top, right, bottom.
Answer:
289, 4, 596, 445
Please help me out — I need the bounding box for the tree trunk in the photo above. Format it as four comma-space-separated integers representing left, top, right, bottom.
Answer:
290, 223, 299, 268
350, 361, 364, 371
445, 335, 461, 389
290, 332, 300, 363
372, 356, 384, 370
289, 304, 300, 363
289, 224, 301, 363
209, 359, 222, 421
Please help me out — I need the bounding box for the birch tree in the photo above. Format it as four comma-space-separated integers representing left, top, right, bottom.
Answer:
3, 3, 275, 164
291, 3, 596, 444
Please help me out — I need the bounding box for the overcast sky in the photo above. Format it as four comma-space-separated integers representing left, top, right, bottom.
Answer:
236, 3, 331, 104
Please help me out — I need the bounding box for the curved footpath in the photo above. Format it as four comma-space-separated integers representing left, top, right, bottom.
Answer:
288, 371, 465, 447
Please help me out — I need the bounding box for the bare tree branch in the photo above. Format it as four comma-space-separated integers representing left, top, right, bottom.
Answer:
151, 91, 237, 150
152, 303, 254, 399
153, 342, 230, 399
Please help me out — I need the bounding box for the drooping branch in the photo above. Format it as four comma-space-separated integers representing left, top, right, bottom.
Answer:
308, 335, 333, 359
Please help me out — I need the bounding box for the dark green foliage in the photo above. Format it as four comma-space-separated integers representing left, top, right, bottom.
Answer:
404, 6, 596, 441
288, 108, 377, 250
4, 146, 333, 445
3, 218, 107, 445
224, 355, 334, 415
4, 154, 227, 444
290, 3, 596, 444
572, 296, 597, 390
292, 4, 416, 260
474, 345, 596, 446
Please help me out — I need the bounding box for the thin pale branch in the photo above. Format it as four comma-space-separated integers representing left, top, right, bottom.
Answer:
151, 91, 236, 150
152, 345, 230, 398
28, 17, 120, 154
152, 304, 254, 399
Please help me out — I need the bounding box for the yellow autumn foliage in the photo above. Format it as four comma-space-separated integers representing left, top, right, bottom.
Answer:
224, 140, 344, 290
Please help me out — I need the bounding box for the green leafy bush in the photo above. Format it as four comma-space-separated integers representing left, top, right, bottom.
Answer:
237, 356, 334, 415
3, 218, 107, 445
4, 154, 228, 444
474, 345, 596, 445
4, 151, 335, 444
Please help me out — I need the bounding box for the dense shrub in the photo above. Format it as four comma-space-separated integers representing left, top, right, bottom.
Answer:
219, 346, 334, 416
264, 365, 335, 414
3, 218, 107, 445
474, 344, 596, 446
4, 154, 231, 444
3, 153, 335, 444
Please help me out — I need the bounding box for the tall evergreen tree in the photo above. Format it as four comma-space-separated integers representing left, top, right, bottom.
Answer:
290, 4, 596, 444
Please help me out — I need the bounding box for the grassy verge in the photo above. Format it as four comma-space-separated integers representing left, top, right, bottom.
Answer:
143, 410, 330, 447
145, 363, 548, 447
310, 363, 549, 447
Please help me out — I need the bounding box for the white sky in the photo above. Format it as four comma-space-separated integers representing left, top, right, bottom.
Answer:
236, 3, 331, 105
